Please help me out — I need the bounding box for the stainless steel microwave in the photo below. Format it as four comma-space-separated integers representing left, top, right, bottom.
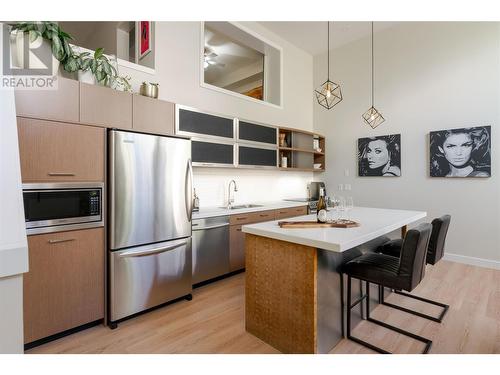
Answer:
22, 182, 104, 235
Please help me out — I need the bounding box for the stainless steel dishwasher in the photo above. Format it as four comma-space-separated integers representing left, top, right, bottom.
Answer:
192, 215, 230, 284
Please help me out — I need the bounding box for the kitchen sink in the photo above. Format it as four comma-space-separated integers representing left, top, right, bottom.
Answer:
219, 204, 263, 210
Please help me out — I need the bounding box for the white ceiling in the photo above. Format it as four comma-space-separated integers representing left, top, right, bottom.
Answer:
258, 22, 400, 56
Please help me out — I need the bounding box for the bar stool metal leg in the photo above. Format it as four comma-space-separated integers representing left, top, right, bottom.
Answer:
346, 277, 389, 354
381, 287, 449, 323
340, 273, 345, 338
345, 278, 433, 354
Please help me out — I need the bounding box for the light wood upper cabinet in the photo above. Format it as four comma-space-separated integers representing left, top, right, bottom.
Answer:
17, 118, 105, 182
15, 77, 79, 123
80, 82, 132, 129
133, 95, 175, 135
23, 228, 105, 344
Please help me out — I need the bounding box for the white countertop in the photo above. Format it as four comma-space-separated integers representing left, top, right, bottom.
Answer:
242, 206, 427, 252
192, 200, 308, 220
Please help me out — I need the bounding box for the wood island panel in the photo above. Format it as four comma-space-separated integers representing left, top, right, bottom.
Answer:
245, 234, 317, 353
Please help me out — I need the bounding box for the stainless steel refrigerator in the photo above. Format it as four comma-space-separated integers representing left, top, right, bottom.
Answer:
108, 130, 193, 326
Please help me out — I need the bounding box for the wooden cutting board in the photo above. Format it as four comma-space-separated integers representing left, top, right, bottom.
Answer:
278, 220, 360, 228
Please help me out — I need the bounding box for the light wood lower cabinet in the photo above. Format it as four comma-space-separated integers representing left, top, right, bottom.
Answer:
229, 210, 276, 225
275, 206, 308, 220
23, 228, 105, 344
229, 206, 306, 272
230, 225, 245, 272
17, 118, 105, 182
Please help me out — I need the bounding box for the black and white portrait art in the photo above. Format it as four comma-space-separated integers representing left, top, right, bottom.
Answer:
430, 126, 491, 178
358, 134, 401, 177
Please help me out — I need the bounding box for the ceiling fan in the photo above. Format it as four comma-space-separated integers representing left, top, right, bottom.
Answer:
204, 47, 226, 69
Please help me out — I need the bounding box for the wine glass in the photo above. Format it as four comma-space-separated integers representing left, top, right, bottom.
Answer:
338, 196, 346, 221
330, 195, 340, 222
346, 197, 354, 221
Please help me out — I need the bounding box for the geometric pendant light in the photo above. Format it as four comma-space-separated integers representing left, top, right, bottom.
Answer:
314, 21, 342, 110
362, 22, 385, 128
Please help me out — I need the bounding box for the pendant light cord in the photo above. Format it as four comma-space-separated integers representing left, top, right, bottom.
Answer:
327, 21, 330, 80
371, 21, 374, 108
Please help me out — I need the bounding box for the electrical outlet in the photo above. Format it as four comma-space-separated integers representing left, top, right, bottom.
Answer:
345, 184, 352, 191
338, 184, 343, 191
344, 169, 350, 177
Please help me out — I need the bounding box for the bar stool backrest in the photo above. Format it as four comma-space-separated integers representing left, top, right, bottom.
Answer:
397, 223, 432, 291
427, 215, 451, 265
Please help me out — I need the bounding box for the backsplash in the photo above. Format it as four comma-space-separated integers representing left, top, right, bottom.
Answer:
193, 168, 312, 208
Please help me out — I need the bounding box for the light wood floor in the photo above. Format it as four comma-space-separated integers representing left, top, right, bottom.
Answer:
27, 260, 500, 354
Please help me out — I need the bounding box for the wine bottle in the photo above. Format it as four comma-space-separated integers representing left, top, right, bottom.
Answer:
317, 187, 327, 223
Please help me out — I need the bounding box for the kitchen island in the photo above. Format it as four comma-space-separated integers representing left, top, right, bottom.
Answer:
242, 207, 426, 354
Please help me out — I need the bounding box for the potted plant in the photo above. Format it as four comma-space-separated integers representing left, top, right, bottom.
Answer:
64, 47, 117, 86
110, 75, 133, 92
9, 22, 73, 75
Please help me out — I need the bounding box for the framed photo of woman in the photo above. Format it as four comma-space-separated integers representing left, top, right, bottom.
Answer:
430, 126, 491, 177
139, 21, 152, 59
358, 134, 401, 177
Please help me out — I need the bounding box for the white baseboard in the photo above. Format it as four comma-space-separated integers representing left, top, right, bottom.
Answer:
444, 253, 500, 270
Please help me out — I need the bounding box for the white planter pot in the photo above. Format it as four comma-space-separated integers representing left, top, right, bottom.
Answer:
9, 31, 59, 76
78, 70, 96, 85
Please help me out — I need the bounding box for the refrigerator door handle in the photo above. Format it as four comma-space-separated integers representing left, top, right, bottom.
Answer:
118, 240, 188, 258
186, 158, 193, 221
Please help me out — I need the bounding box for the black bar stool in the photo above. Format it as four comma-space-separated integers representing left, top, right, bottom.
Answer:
377, 215, 451, 323
342, 223, 433, 354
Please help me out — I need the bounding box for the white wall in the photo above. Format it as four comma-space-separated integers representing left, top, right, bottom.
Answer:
118, 22, 314, 207
194, 168, 312, 207
0, 86, 29, 353
313, 22, 500, 266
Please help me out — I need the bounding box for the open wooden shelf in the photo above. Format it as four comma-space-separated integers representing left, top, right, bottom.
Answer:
279, 146, 324, 155
278, 127, 326, 171
279, 167, 325, 172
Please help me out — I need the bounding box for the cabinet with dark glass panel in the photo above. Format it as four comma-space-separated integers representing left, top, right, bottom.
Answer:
176, 106, 236, 167
175, 105, 325, 171
236, 119, 278, 168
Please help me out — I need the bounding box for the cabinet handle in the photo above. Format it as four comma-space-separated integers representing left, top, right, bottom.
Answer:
259, 214, 269, 217
48, 172, 76, 176
48, 238, 76, 244
236, 228, 242, 232
236, 217, 247, 220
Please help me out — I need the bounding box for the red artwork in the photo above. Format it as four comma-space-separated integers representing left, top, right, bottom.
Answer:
140, 21, 151, 58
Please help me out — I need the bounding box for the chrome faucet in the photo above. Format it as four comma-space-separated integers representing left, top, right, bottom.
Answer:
227, 180, 238, 209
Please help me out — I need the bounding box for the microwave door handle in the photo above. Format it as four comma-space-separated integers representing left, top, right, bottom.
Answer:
185, 158, 193, 221
118, 241, 188, 258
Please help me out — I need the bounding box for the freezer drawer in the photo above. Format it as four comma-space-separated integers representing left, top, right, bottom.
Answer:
192, 216, 230, 284
109, 237, 192, 322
